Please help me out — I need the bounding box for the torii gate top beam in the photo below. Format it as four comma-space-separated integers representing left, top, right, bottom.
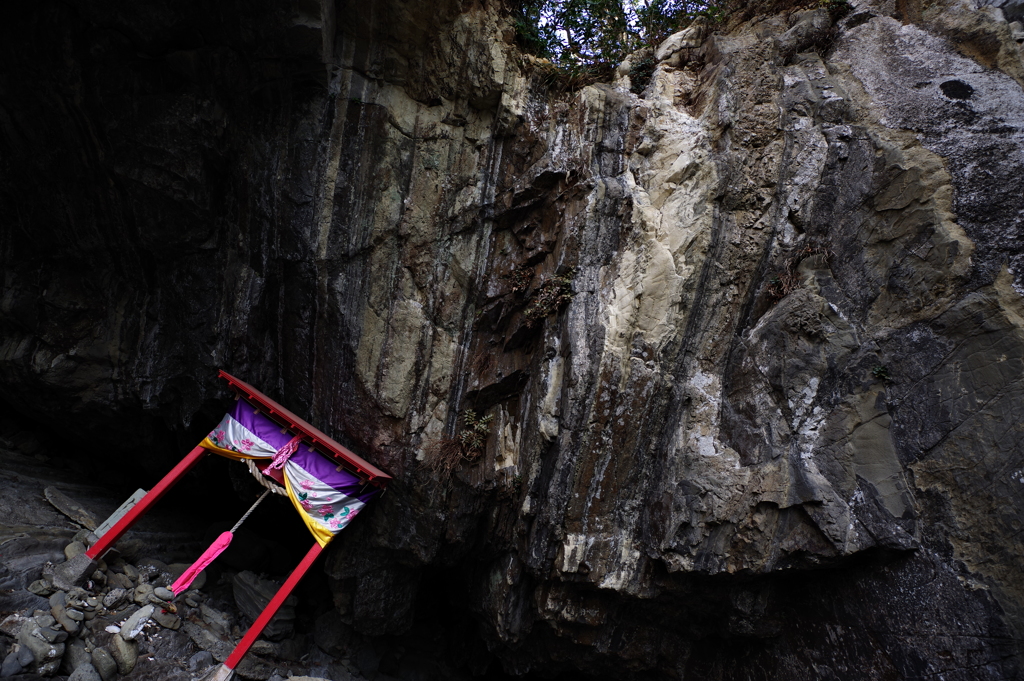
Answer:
218, 370, 391, 487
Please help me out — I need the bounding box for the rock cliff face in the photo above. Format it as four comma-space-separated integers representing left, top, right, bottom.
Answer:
2, 0, 1024, 678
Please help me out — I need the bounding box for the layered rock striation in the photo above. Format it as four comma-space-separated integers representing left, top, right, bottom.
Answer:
2, 0, 1024, 678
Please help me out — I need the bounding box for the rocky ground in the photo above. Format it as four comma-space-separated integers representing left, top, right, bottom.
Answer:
0, 423, 419, 681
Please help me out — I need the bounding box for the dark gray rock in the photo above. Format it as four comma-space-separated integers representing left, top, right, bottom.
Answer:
990, 0, 1024, 22
182, 621, 233, 662
249, 640, 275, 657
17, 620, 65, 675
273, 635, 306, 663
136, 559, 171, 588
132, 584, 154, 605
0, 650, 25, 678
234, 656, 276, 681
151, 608, 180, 630
128, 627, 198, 681
33, 626, 67, 645
67, 662, 102, 681
313, 610, 350, 657
90, 647, 117, 681
60, 638, 91, 675
26, 581, 53, 597
50, 554, 98, 592
232, 571, 295, 641
354, 647, 380, 676
109, 574, 133, 591
49, 591, 80, 635
31, 615, 55, 630
109, 635, 138, 675
15, 646, 33, 668
136, 558, 168, 573
188, 650, 214, 674
199, 604, 231, 636
101, 589, 127, 610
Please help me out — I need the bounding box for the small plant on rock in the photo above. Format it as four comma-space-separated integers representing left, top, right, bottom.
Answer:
764, 270, 800, 304
524, 268, 576, 328
512, 1, 728, 92
764, 244, 834, 306
871, 365, 891, 382
506, 264, 534, 294
459, 409, 494, 460
425, 438, 465, 480
498, 471, 525, 500
426, 409, 495, 482
818, 0, 852, 18
512, 0, 727, 67
629, 53, 657, 94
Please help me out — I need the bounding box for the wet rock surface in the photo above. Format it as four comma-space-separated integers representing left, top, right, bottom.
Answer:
2, 0, 1024, 679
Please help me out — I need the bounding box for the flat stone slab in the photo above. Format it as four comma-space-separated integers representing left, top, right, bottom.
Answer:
50, 552, 98, 591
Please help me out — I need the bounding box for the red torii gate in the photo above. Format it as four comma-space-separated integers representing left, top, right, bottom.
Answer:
58, 371, 391, 680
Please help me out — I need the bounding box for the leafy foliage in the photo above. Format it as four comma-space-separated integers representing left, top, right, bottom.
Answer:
524, 269, 576, 327
513, 0, 726, 67
628, 53, 657, 93
506, 264, 535, 294
459, 410, 494, 458
764, 270, 801, 304
425, 409, 495, 484
818, 0, 852, 19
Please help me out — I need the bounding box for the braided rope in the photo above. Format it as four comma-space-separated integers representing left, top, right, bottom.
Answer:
231, 489, 271, 534
245, 458, 288, 496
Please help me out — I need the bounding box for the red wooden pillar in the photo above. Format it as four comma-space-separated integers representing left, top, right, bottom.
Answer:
86, 445, 209, 560
223, 542, 325, 672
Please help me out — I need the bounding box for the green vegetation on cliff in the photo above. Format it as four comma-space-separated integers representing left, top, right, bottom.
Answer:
512, 0, 724, 66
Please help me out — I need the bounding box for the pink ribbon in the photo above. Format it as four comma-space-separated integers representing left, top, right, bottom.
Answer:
170, 531, 234, 595
268, 435, 303, 471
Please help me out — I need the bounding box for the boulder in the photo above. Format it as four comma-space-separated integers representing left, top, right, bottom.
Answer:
108, 635, 138, 675
67, 662, 103, 681
313, 610, 350, 657
151, 608, 181, 630
187, 650, 214, 674
49, 591, 80, 635
102, 588, 128, 610
61, 638, 91, 675
17, 620, 65, 675
232, 572, 295, 641
0, 649, 26, 677
119, 604, 154, 641
50, 553, 98, 591
199, 604, 231, 636
90, 647, 117, 681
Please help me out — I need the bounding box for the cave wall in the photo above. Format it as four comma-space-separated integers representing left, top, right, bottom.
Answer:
1, 0, 1023, 678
